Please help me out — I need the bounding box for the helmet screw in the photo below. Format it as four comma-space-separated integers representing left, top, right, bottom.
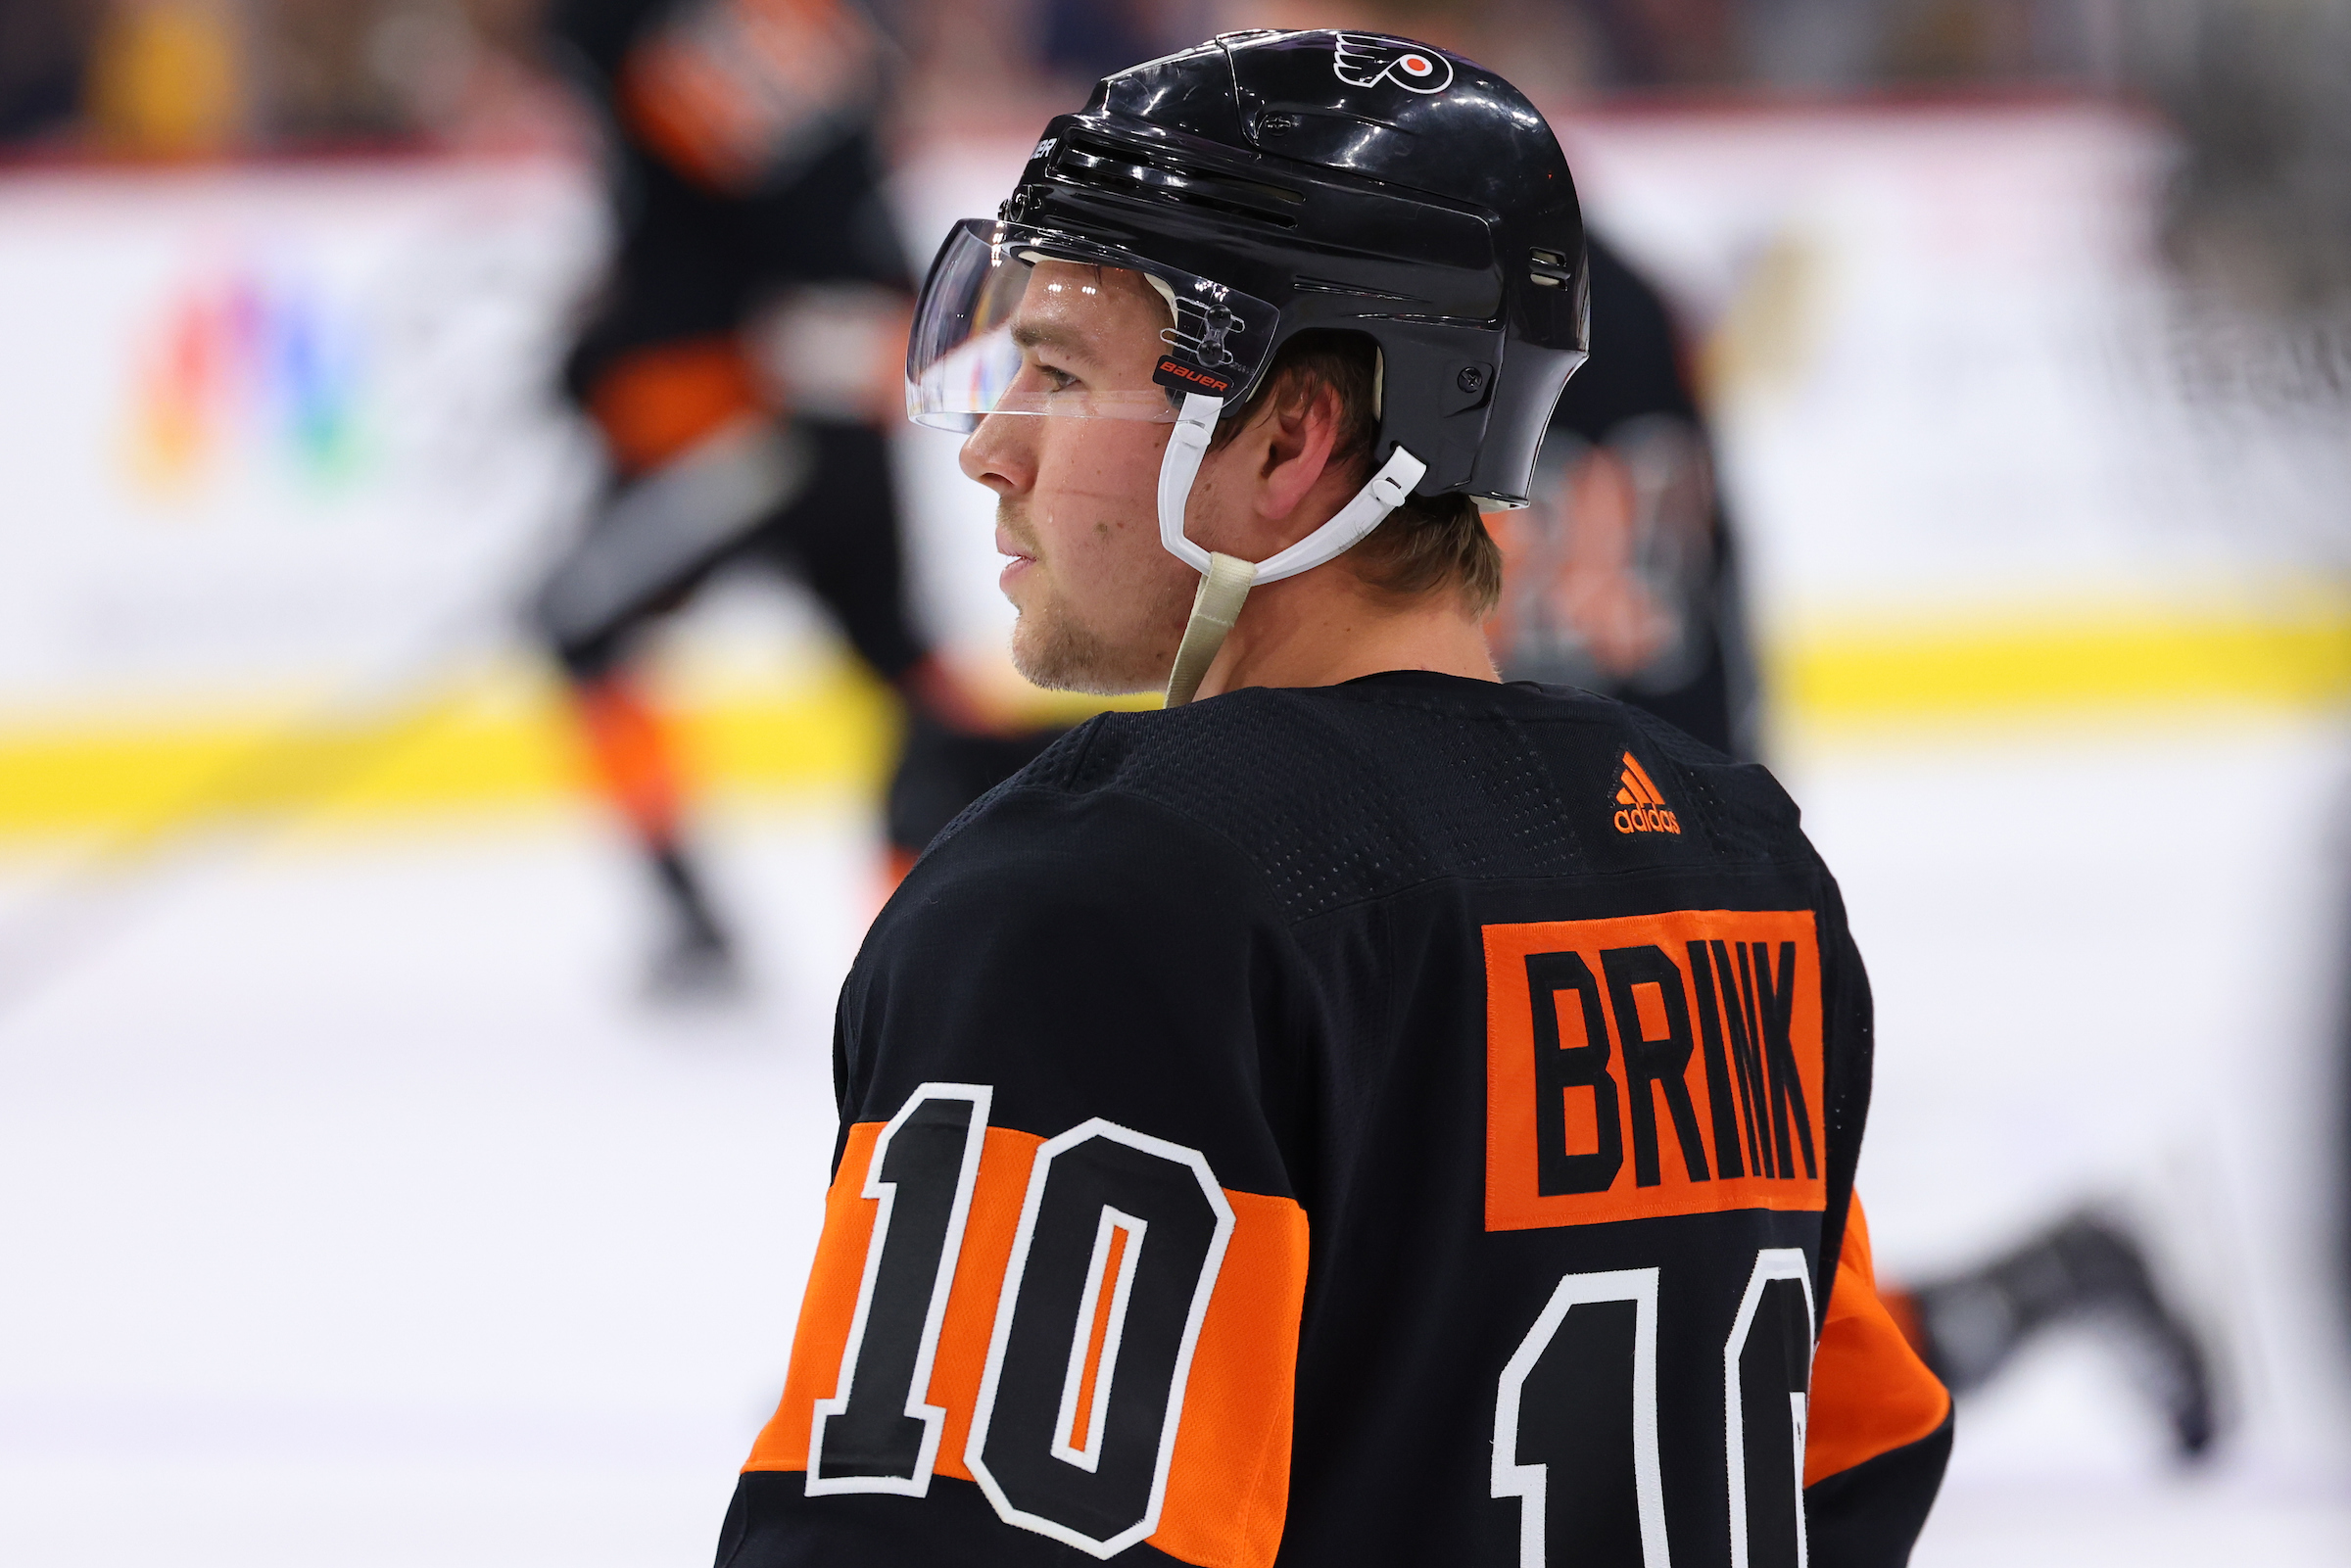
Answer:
1457, 365, 1486, 394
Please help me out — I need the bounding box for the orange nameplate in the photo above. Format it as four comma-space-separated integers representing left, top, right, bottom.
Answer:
1485, 911, 1826, 1232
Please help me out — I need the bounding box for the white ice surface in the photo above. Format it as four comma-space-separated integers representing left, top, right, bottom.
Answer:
0, 806, 865, 1565
1783, 718, 2351, 1563
2, 725, 2350, 1564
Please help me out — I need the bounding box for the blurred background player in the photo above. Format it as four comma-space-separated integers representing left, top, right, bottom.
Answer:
1890, 1210, 2217, 1457
531, 0, 1021, 996
1488, 229, 1758, 759
0, 0, 96, 146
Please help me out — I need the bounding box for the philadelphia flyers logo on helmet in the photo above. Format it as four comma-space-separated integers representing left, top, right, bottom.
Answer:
1331, 33, 1455, 95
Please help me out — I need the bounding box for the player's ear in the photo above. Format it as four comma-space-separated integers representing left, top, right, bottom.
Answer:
1250, 371, 1344, 528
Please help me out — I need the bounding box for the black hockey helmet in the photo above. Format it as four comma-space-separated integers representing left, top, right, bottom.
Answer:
906, 30, 1591, 700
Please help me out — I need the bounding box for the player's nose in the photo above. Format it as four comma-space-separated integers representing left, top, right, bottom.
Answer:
958, 411, 1035, 497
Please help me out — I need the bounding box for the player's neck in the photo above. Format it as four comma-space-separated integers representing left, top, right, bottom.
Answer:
1191, 567, 1499, 699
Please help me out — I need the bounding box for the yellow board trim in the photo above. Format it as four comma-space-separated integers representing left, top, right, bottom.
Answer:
0, 661, 901, 843
5, 593, 2351, 840
1772, 591, 2351, 736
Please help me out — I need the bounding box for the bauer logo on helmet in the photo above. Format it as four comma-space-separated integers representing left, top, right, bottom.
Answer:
1332, 33, 1455, 95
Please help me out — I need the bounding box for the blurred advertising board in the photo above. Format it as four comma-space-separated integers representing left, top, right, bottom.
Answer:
0, 156, 903, 843
5, 103, 2349, 844
0, 157, 612, 839
1558, 100, 2351, 738
0, 158, 597, 711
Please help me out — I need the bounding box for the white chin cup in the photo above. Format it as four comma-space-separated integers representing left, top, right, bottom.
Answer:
1157, 390, 1429, 707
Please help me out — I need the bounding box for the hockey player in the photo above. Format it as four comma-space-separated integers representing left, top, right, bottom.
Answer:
533, 0, 996, 992
719, 31, 1948, 1566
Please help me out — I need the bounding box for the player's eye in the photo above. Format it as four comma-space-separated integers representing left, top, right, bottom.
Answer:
1034, 362, 1079, 393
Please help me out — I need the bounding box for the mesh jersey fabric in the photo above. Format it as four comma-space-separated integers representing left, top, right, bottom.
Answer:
722, 672, 1945, 1568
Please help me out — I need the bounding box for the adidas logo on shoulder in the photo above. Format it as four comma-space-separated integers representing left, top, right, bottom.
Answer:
1612, 751, 1681, 835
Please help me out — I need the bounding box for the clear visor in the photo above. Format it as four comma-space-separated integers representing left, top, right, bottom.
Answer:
906, 217, 1280, 432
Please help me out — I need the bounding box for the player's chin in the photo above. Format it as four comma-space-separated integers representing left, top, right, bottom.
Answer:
1010, 607, 1162, 696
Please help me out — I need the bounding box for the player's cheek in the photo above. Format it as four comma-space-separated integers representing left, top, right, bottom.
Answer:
1089, 426, 1171, 535
1030, 423, 1161, 587
1031, 446, 1126, 543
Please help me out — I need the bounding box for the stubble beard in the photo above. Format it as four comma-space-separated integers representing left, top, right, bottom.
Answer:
1002, 506, 1189, 696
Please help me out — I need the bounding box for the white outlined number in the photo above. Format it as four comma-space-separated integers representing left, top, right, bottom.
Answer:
808, 1091, 1236, 1559
807, 1083, 991, 1496
1494, 1251, 1819, 1568
1493, 1268, 1672, 1568
966, 1119, 1235, 1559
1726, 1250, 1813, 1568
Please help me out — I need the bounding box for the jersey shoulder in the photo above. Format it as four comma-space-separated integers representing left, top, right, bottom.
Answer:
923, 672, 1815, 928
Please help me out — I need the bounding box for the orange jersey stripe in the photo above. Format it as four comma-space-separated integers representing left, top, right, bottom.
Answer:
746, 1120, 1309, 1568
1803, 1199, 1951, 1487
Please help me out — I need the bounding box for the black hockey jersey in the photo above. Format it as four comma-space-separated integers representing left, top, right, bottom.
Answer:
719, 672, 1950, 1567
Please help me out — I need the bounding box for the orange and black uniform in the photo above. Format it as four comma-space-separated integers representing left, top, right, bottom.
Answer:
538, 0, 1071, 943
721, 674, 1949, 1566
542, 0, 924, 687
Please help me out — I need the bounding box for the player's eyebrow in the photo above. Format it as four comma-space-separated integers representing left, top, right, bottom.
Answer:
1009, 319, 1091, 356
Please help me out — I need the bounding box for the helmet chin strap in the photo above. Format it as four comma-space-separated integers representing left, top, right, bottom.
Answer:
1158, 390, 1428, 706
